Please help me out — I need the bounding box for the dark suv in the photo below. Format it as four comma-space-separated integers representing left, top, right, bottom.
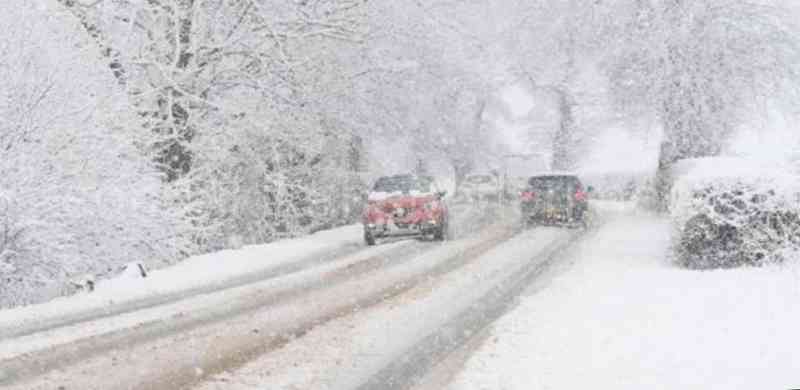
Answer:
519, 174, 590, 226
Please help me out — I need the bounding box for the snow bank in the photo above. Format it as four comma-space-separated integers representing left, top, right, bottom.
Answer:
448, 215, 800, 390
0, 224, 361, 334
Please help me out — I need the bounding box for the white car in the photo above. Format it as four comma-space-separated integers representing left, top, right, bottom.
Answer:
460, 174, 501, 201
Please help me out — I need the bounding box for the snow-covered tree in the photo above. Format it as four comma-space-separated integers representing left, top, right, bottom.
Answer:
349, 1, 498, 187
53, 0, 372, 249
0, 1, 191, 307
601, 0, 800, 208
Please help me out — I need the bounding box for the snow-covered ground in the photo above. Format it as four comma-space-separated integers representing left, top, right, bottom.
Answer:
447, 211, 800, 390
193, 225, 576, 390
0, 224, 362, 336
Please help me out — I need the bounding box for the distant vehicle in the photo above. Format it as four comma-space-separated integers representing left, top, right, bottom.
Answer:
519, 173, 590, 226
362, 174, 449, 245
668, 157, 800, 268
460, 174, 501, 201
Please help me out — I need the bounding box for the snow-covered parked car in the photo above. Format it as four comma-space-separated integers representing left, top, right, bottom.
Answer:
362, 174, 449, 245
669, 157, 800, 268
459, 173, 501, 201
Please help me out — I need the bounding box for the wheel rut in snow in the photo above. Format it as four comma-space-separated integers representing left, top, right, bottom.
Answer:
137, 224, 520, 390
0, 239, 432, 386
0, 241, 366, 341
1, 222, 520, 390
355, 222, 603, 390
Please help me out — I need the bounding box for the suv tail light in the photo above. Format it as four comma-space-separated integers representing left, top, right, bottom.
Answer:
521, 191, 535, 202
575, 190, 587, 201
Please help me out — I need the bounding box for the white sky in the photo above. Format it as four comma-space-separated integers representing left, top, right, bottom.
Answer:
502, 85, 536, 117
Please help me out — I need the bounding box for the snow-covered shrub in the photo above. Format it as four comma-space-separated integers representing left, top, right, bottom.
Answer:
176, 115, 365, 251
669, 158, 800, 268
0, 2, 192, 308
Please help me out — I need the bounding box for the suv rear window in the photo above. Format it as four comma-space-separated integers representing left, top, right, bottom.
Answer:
528, 176, 582, 192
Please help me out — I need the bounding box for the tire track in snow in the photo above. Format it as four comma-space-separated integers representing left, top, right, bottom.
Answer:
357, 221, 606, 390
0, 242, 366, 341
2, 224, 516, 390
0, 239, 432, 386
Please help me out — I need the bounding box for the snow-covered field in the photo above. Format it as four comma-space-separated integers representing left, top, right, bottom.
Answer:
447, 211, 800, 390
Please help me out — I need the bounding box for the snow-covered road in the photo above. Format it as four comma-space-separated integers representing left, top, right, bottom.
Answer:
192, 222, 583, 390
8, 202, 791, 390
446, 211, 800, 390
0, 202, 538, 389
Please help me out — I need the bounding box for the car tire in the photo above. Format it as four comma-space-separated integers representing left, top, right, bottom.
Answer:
573, 208, 588, 229
364, 230, 376, 246
434, 221, 447, 241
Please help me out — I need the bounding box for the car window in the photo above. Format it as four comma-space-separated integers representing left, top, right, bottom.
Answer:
528, 176, 580, 192
373, 175, 432, 193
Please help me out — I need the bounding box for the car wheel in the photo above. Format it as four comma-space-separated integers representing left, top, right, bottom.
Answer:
433, 221, 447, 241
573, 208, 587, 228
364, 230, 376, 246
524, 218, 536, 229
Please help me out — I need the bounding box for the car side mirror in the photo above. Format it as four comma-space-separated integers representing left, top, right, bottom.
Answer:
437, 190, 447, 199
587, 186, 594, 193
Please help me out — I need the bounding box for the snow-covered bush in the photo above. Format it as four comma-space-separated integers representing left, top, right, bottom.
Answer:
176, 115, 365, 251
669, 158, 800, 268
0, 2, 192, 308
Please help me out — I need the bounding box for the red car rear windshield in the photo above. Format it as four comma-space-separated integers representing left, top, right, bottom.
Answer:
373, 175, 432, 193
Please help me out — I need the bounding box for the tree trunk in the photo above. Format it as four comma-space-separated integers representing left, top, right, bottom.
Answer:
57, 0, 126, 84
453, 160, 471, 192
552, 87, 576, 171
156, 0, 196, 181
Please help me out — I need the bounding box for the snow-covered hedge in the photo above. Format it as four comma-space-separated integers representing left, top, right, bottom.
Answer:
669, 158, 800, 267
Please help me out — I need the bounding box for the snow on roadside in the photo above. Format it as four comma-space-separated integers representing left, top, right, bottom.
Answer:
0, 224, 361, 333
447, 213, 800, 390
0, 239, 411, 361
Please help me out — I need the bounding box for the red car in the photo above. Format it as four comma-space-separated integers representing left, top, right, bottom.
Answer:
362, 174, 449, 245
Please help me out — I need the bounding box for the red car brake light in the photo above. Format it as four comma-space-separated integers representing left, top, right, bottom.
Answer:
521, 191, 535, 201
575, 190, 587, 201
